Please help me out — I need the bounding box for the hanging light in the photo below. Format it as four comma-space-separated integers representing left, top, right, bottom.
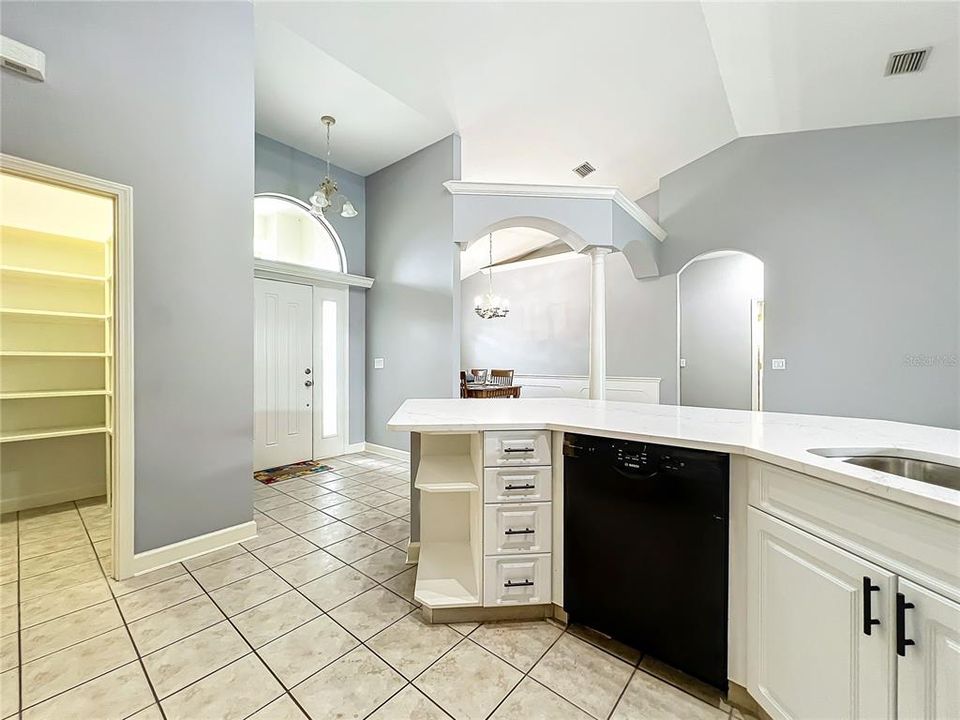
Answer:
309, 115, 358, 219
474, 233, 510, 319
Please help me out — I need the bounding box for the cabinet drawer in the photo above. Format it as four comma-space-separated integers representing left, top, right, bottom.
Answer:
483, 553, 551, 607
484, 502, 552, 555
483, 430, 552, 467
484, 466, 552, 503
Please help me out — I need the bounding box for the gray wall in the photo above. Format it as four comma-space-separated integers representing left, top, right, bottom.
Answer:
679, 254, 762, 410
366, 136, 461, 450
460, 253, 676, 397
1, 1, 256, 551
254, 133, 366, 444
658, 118, 960, 428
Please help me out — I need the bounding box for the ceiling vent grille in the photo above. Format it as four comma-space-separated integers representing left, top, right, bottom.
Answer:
573, 161, 596, 178
885, 48, 930, 76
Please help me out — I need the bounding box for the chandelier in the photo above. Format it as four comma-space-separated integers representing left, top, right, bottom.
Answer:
474, 233, 510, 319
309, 115, 358, 219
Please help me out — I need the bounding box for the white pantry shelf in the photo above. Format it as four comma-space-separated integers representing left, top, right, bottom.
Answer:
0, 425, 110, 444
0, 390, 110, 400
0, 225, 109, 245
0, 351, 111, 357
0, 308, 108, 320
414, 454, 479, 493
0, 265, 107, 282
414, 541, 480, 608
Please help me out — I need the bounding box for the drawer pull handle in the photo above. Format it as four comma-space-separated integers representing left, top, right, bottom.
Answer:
504, 579, 534, 588
503, 447, 534, 454
505, 484, 536, 490
504, 528, 534, 536
863, 576, 881, 636
896, 592, 916, 656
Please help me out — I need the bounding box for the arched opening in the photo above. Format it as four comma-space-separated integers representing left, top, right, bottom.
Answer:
254, 193, 347, 273
459, 224, 590, 395
677, 250, 764, 411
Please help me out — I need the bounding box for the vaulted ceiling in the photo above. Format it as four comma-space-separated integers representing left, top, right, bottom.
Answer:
255, 1, 959, 199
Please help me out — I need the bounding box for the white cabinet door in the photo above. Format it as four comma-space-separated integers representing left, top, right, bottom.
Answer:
747, 509, 895, 720
897, 578, 960, 720
254, 278, 313, 471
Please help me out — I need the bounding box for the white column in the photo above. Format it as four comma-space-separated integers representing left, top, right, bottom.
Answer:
586, 247, 612, 400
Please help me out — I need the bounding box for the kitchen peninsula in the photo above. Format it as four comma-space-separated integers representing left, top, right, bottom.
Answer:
388, 397, 960, 720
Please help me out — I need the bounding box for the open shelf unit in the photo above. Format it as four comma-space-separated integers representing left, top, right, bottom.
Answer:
413, 433, 484, 608
0, 174, 115, 513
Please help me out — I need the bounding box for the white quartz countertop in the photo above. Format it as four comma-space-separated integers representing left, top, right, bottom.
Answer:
388, 398, 960, 520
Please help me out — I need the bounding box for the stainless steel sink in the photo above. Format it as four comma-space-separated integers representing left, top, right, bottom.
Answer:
808, 447, 960, 492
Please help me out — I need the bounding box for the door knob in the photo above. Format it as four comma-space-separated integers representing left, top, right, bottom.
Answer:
305, 368, 312, 374
304, 380, 313, 387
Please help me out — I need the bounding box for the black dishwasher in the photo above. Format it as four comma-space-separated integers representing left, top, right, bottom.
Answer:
563, 433, 729, 690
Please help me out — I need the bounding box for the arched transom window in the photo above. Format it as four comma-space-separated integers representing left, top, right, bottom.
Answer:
254, 193, 347, 272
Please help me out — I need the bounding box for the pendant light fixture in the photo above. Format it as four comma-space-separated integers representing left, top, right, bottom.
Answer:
309, 115, 358, 219
474, 233, 510, 319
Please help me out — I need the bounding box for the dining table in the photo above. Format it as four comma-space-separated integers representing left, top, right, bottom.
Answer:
464, 383, 522, 398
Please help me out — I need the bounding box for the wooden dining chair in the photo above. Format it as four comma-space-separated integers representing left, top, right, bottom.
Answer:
459, 371, 468, 398
470, 368, 487, 383
489, 369, 514, 386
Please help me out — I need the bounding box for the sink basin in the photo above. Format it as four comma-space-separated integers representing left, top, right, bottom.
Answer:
808, 447, 960, 492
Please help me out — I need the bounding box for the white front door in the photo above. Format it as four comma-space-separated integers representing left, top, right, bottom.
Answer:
254, 278, 313, 471
312, 284, 347, 459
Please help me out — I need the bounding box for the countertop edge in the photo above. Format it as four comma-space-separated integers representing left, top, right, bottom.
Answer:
387, 415, 960, 522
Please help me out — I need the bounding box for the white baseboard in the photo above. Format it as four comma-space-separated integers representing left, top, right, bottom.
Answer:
129, 520, 257, 577
405, 541, 420, 564
343, 442, 366, 454
363, 442, 410, 461
0, 484, 104, 514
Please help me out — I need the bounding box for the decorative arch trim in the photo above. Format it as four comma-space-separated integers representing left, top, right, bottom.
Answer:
254, 192, 349, 273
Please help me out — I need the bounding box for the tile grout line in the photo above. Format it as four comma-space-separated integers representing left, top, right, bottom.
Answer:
75, 500, 170, 720
12, 504, 161, 718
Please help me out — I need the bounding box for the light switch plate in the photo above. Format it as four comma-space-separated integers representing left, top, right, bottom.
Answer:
374, 358, 384, 369
771, 358, 787, 370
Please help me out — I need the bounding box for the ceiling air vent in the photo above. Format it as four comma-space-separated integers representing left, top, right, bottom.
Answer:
885, 48, 930, 76
573, 161, 596, 179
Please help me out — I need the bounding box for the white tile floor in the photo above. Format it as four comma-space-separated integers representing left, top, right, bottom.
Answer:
0, 452, 757, 720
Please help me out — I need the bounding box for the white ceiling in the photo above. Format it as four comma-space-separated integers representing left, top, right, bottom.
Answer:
255, 2, 959, 198
460, 227, 560, 279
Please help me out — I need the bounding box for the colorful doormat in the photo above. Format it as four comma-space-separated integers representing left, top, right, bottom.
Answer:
255, 460, 334, 485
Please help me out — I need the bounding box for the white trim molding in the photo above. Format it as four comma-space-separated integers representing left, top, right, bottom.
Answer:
343, 442, 366, 455
443, 180, 667, 242
363, 442, 411, 461
0, 153, 136, 581
130, 521, 257, 576
514, 374, 661, 404
254, 258, 374, 289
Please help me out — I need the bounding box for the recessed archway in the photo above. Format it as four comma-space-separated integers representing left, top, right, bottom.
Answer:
677, 249, 765, 411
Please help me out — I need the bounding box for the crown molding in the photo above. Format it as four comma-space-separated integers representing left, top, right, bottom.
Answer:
443, 180, 667, 242
254, 258, 374, 288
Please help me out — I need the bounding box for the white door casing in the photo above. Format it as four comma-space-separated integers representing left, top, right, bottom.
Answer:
897, 577, 960, 719
254, 278, 313, 471
747, 508, 895, 720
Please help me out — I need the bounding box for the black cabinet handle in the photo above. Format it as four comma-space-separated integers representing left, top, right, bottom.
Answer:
504, 484, 536, 490
504, 579, 534, 588
504, 528, 534, 536
896, 592, 916, 656
863, 577, 881, 635
503, 447, 534, 454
